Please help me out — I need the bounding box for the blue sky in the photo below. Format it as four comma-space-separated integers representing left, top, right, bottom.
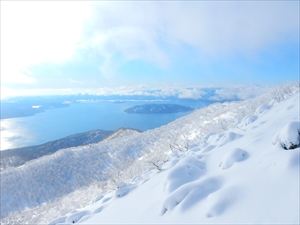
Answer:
1, 1, 299, 98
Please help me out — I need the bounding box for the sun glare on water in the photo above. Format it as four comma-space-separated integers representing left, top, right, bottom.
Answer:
0, 119, 33, 151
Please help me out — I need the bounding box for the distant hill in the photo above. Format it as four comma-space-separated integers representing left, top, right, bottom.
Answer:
0, 129, 113, 171
124, 104, 194, 114
103, 128, 142, 141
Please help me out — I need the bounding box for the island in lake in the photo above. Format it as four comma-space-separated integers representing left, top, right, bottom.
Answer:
124, 104, 194, 114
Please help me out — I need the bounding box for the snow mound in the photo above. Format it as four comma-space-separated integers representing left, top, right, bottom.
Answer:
219, 148, 249, 169
212, 131, 243, 147
48, 216, 68, 225
162, 177, 222, 214
164, 157, 205, 194
255, 104, 271, 115
272, 121, 300, 150
240, 115, 258, 127
65, 210, 91, 224
114, 182, 136, 198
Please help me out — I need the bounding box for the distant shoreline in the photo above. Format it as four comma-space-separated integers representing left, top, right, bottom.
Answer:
124, 103, 194, 114
1, 102, 71, 120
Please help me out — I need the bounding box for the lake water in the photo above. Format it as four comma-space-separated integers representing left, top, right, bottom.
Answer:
0, 100, 210, 150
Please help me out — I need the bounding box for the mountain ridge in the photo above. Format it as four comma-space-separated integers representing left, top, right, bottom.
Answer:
0, 129, 113, 171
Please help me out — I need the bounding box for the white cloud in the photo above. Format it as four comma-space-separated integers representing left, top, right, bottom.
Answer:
1, 1, 91, 84
88, 22, 170, 78
87, 85, 268, 101
162, 1, 299, 56
209, 84, 270, 101
0, 83, 269, 102
178, 89, 206, 99
1, 71, 36, 84
0, 87, 18, 99
84, 1, 299, 69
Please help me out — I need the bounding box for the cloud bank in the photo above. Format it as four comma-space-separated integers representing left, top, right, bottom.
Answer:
1, 1, 299, 95
84, 1, 299, 68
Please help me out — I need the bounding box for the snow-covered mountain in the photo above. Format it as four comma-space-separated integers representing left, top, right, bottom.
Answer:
0, 129, 113, 171
102, 127, 141, 141
50, 86, 300, 225
1, 83, 299, 224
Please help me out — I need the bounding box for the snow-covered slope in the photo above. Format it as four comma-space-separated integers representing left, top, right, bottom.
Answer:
0, 129, 112, 171
102, 127, 141, 141
49, 90, 299, 224
1, 84, 299, 224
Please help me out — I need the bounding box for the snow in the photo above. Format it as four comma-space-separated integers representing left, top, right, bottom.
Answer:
47, 87, 299, 225
165, 157, 205, 193
103, 127, 141, 141
0, 129, 113, 171
240, 115, 258, 126
1, 84, 299, 224
272, 121, 300, 149
219, 148, 249, 169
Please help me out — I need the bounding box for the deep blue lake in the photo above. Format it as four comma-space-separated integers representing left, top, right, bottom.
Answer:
0, 100, 210, 150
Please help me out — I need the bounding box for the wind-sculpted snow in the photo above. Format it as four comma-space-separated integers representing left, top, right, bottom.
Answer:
205, 185, 240, 218
219, 148, 249, 169
255, 103, 272, 115
164, 157, 206, 194
1, 84, 299, 224
114, 182, 137, 198
162, 177, 222, 214
272, 121, 300, 150
239, 115, 258, 127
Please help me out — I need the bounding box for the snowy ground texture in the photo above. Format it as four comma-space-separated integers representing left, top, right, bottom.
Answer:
1, 82, 299, 224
